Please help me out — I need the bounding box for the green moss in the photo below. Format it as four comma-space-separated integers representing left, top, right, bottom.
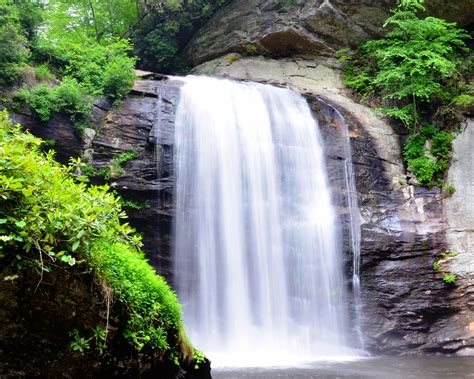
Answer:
89, 240, 191, 356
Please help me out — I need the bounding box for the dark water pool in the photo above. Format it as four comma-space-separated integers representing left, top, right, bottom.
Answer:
213, 356, 474, 379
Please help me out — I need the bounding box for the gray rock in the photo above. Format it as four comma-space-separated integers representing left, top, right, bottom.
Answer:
185, 0, 474, 66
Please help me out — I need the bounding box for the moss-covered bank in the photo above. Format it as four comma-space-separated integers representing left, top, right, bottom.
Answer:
0, 111, 209, 378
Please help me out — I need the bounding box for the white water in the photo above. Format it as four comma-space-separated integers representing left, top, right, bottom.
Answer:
337, 110, 365, 349
173, 76, 355, 367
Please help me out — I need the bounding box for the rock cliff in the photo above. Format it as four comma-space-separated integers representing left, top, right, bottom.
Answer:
184, 0, 474, 66
9, 0, 473, 360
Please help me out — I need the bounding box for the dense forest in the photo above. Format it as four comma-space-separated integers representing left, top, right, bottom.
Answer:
0, 0, 226, 128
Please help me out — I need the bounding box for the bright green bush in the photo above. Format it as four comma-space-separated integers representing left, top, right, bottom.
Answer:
431, 131, 454, 159
344, 0, 469, 130
102, 56, 137, 99
14, 77, 93, 124
54, 77, 93, 121
89, 240, 188, 353
403, 125, 454, 186
35, 64, 55, 81
344, 0, 470, 187
36, 38, 136, 100
0, 4, 31, 86
0, 110, 193, 360
407, 156, 437, 186
27, 84, 57, 122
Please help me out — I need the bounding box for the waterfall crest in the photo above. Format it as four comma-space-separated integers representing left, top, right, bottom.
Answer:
173, 76, 355, 366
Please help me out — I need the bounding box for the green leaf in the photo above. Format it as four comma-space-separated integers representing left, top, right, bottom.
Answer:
71, 240, 80, 252
15, 220, 26, 228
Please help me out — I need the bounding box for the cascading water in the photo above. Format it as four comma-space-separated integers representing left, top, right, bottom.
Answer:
173, 76, 355, 366
337, 110, 365, 349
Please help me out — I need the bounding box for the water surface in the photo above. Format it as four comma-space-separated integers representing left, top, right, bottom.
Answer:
213, 356, 474, 379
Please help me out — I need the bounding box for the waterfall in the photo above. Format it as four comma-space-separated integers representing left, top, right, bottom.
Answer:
337, 110, 365, 349
173, 76, 355, 366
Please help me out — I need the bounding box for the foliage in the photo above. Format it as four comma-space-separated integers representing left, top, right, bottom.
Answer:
132, 0, 227, 73
0, 1, 32, 85
35, 64, 55, 81
120, 199, 151, 210
14, 78, 93, 124
0, 111, 194, 360
442, 273, 456, 284
70, 330, 91, 354
403, 125, 454, 186
432, 251, 458, 285
444, 183, 456, 196
35, 37, 136, 101
90, 239, 189, 354
42, 0, 140, 43
102, 55, 137, 99
93, 149, 139, 180
344, 0, 471, 186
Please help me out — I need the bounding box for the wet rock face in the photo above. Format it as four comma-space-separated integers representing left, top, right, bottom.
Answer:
81, 74, 472, 356
89, 78, 183, 278
184, 0, 474, 66
306, 96, 458, 355
18, 71, 472, 357
97, 76, 471, 355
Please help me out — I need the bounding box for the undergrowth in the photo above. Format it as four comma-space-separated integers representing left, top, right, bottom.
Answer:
343, 0, 472, 187
0, 110, 194, 362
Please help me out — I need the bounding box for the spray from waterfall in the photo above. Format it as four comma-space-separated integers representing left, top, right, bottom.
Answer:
173, 76, 358, 366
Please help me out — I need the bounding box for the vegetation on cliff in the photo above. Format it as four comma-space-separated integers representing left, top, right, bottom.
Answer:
344, 0, 472, 187
0, 110, 197, 367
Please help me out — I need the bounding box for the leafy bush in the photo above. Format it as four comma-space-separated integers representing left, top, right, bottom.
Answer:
35, 64, 55, 81
344, 0, 469, 131
54, 77, 93, 121
344, 0, 470, 186
0, 110, 194, 360
407, 156, 437, 186
102, 56, 137, 99
90, 240, 188, 353
27, 84, 57, 122
403, 125, 454, 186
442, 273, 456, 284
15, 78, 93, 124
37, 38, 136, 100
0, 4, 31, 85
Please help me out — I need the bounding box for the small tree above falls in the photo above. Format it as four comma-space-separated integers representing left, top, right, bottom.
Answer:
344, 0, 472, 187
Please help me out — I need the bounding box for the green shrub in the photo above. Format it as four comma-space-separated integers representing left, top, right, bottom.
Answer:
344, 0, 470, 187
54, 77, 93, 121
407, 156, 437, 186
102, 56, 136, 99
37, 38, 136, 100
0, 110, 194, 361
14, 77, 92, 124
90, 240, 188, 353
0, 4, 31, 86
27, 84, 57, 122
35, 64, 55, 81
431, 131, 453, 159
444, 183, 456, 196
404, 135, 425, 161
